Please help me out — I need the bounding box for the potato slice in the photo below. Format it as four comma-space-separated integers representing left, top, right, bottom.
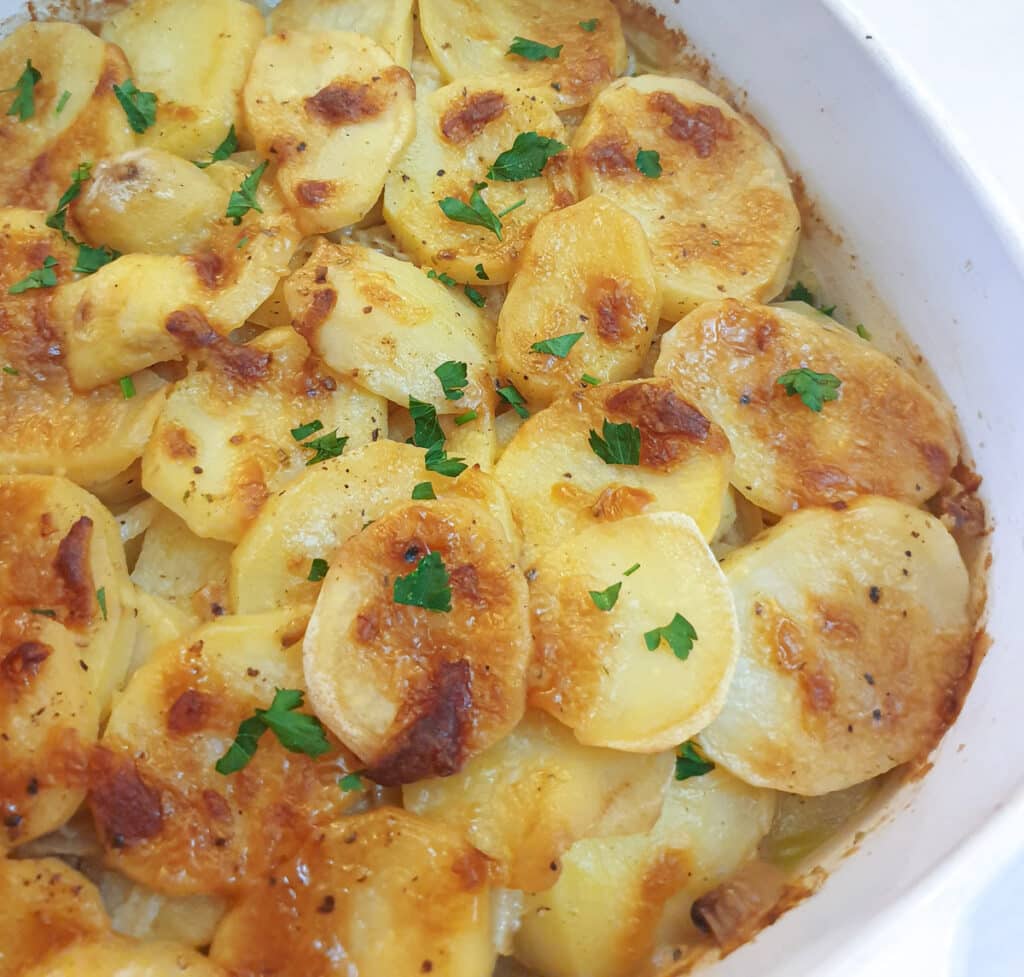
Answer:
497, 195, 660, 407
0, 23, 133, 211
92, 610, 352, 896
231, 440, 518, 614
269, 0, 415, 68
529, 513, 739, 751
0, 208, 168, 487
513, 770, 776, 977
655, 299, 961, 514
383, 78, 576, 284
698, 497, 973, 795
128, 589, 196, 675
0, 857, 111, 976
573, 75, 800, 321
141, 326, 387, 544
211, 809, 496, 977
101, 0, 264, 161
21, 936, 228, 977
419, 0, 628, 110
404, 710, 673, 891
493, 378, 732, 563
243, 31, 415, 234
283, 238, 494, 410
304, 499, 530, 783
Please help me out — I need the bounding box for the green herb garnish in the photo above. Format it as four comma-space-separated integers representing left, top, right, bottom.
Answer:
54, 89, 71, 115
531, 332, 583, 358
4, 60, 41, 121
498, 384, 529, 419
579, 19, 599, 31
195, 125, 238, 169
438, 182, 504, 239
588, 419, 640, 465
463, 285, 486, 307
776, 368, 842, 412
96, 587, 107, 621
427, 268, 457, 287
644, 613, 698, 660
290, 419, 324, 442
308, 558, 329, 582
454, 409, 478, 425
435, 361, 468, 401
119, 376, 135, 399
487, 131, 567, 182
300, 430, 348, 465
339, 772, 365, 792
393, 551, 452, 612
8, 256, 57, 294
475, 263, 489, 281
507, 36, 563, 61
589, 581, 622, 611
226, 160, 268, 225
635, 149, 662, 178
411, 481, 436, 500
113, 79, 158, 133
675, 741, 715, 781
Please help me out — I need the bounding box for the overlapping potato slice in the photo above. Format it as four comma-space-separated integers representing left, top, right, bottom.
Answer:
211, 809, 496, 977
497, 195, 660, 407
90, 610, 352, 895
141, 326, 387, 544
383, 78, 576, 283
655, 299, 961, 514
283, 238, 494, 409
419, 0, 628, 110
0, 857, 111, 976
573, 75, 800, 321
269, 0, 415, 69
231, 441, 517, 614
404, 710, 673, 891
0, 23, 133, 211
0, 208, 168, 488
493, 378, 732, 562
529, 513, 739, 751
21, 935, 228, 977
513, 770, 776, 977
304, 499, 530, 783
101, 0, 264, 160
243, 31, 415, 234
698, 497, 972, 795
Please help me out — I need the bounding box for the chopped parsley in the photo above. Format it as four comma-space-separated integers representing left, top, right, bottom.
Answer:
2, 366, 18, 376
290, 419, 324, 442
73, 243, 119, 274
581, 373, 601, 386
497, 198, 527, 218
579, 18, 599, 31
226, 160, 269, 225
675, 741, 715, 781
589, 581, 622, 611
635, 149, 662, 178
507, 36, 563, 61
8, 256, 57, 294
463, 285, 486, 307
454, 409, 478, 425
119, 376, 135, 399
96, 587, 107, 621
531, 332, 583, 358
411, 481, 436, 500
644, 613, 698, 660
427, 268, 457, 287
435, 360, 468, 401
438, 182, 504, 239
498, 384, 529, 419
410, 397, 446, 447
393, 551, 452, 613
339, 772, 365, 792
216, 688, 330, 775
856, 323, 872, 340
424, 442, 467, 477
3, 60, 40, 121
112, 79, 158, 133
46, 162, 92, 238
54, 89, 71, 115
475, 263, 489, 281
487, 131, 567, 182
300, 430, 348, 465
30, 608, 56, 618
623, 563, 640, 576
195, 125, 239, 169
786, 281, 814, 303
588, 419, 640, 465
776, 368, 842, 412
237, 237, 249, 249
307, 558, 329, 582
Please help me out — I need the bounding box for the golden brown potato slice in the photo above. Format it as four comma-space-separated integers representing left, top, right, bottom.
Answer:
0, 23, 133, 211
404, 710, 673, 891
231, 441, 518, 614
0, 857, 111, 976
0, 209, 168, 488
91, 610, 353, 896
243, 31, 415, 234
529, 513, 739, 751
493, 378, 732, 563
698, 497, 973, 795
383, 78, 576, 284
513, 770, 776, 977
497, 195, 660, 407
419, 0, 628, 110
101, 0, 265, 161
304, 499, 530, 784
269, 0, 415, 68
141, 326, 386, 544
655, 299, 961, 514
22, 935, 228, 977
573, 75, 800, 321
211, 809, 496, 977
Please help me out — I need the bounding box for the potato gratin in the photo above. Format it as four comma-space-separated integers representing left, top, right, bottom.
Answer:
0, 1, 986, 975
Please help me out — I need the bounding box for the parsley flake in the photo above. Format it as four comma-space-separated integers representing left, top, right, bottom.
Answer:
410, 397, 446, 447
4, 60, 40, 121
308, 558, 329, 582
438, 182, 504, 239
623, 563, 640, 576
411, 481, 436, 500
475, 263, 489, 281
393, 551, 452, 613
531, 332, 583, 358
2, 365, 18, 376
498, 384, 529, 419
46, 162, 92, 239
635, 149, 662, 178
675, 741, 715, 781
435, 360, 468, 401
856, 323, 872, 340
464, 285, 486, 307
497, 198, 526, 218
30, 608, 56, 618
454, 409, 478, 425
589, 581, 621, 611
54, 89, 71, 115
644, 613, 698, 660
581, 374, 601, 386
73, 243, 119, 274
339, 772, 365, 792
427, 268, 457, 287
119, 376, 135, 399
226, 160, 269, 225
425, 442, 467, 477
588, 419, 640, 465
487, 131, 567, 182
776, 368, 842, 412
508, 36, 563, 61
301, 430, 348, 465
291, 419, 324, 442
96, 587, 107, 621
579, 18, 599, 31
113, 79, 158, 133
9, 256, 58, 294
786, 281, 814, 303
195, 125, 239, 169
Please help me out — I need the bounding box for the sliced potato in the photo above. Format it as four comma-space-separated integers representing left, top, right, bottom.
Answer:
128, 589, 196, 675
383, 78, 576, 284
269, 0, 415, 69
231, 440, 518, 614
21, 935, 228, 977
0, 857, 111, 976
0, 23, 133, 211
211, 809, 496, 977
243, 31, 415, 234
493, 378, 732, 562
513, 770, 776, 977
92, 611, 352, 896
655, 299, 960, 514
284, 238, 494, 409
141, 326, 387, 544
573, 75, 800, 321
101, 0, 265, 160
498, 195, 660, 407
304, 499, 530, 783
529, 513, 739, 751
419, 0, 628, 110
404, 710, 673, 891
698, 497, 973, 795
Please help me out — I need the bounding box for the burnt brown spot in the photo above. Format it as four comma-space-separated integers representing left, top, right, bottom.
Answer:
583, 136, 632, 174
190, 251, 226, 290
294, 289, 337, 342
449, 564, 481, 603
919, 441, 953, 480
1, 641, 51, 684
305, 81, 383, 126
367, 659, 472, 786
166, 307, 271, 383
930, 480, 987, 538
166, 689, 209, 735
648, 92, 733, 158
587, 277, 641, 344
295, 180, 333, 207
89, 751, 164, 847
451, 848, 489, 892
439, 91, 507, 143
163, 425, 197, 459
802, 670, 835, 712
797, 465, 858, 506
591, 485, 655, 521
202, 789, 232, 823
354, 612, 379, 644
54, 516, 94, 627
606, 382, 712, 469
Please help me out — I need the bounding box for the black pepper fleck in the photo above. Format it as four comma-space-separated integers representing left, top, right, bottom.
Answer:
868, 586, 881, 603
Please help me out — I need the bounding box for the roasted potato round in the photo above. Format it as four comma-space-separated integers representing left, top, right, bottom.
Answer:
21, 935, 229, 977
